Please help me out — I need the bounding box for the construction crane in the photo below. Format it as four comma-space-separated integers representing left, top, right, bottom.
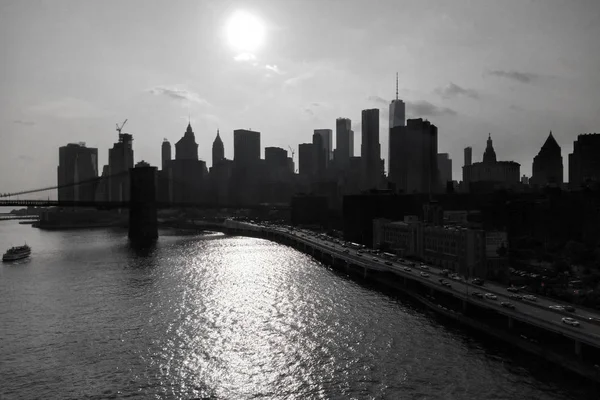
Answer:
116, 119, 128, 135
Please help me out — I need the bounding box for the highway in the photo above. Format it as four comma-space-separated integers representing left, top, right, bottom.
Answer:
244, 223, 600, 348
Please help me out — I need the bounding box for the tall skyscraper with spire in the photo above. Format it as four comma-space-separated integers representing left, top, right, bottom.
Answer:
175, 122, 199, 160
212, 129, 224, 168
388, 73, 407, 191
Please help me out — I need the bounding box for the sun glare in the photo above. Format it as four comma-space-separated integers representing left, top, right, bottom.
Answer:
226, 10, 265, 53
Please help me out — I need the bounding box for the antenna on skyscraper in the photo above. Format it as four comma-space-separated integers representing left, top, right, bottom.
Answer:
396, 72, 398, 100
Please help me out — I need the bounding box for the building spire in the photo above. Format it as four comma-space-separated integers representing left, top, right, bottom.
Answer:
395, 72, 398, 100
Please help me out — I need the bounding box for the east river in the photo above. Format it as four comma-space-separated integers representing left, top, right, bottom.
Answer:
0, 221, 598, 399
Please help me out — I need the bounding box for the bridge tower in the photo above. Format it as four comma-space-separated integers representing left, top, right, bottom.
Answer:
129, 166, 158, 242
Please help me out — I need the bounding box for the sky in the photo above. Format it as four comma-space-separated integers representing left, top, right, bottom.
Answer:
1, 0, 600, 196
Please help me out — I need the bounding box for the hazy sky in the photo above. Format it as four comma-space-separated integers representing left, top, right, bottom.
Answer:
1, 0, 600, 195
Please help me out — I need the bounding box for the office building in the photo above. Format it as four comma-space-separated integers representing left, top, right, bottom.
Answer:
161, 139, 171, 170
57, 143, 98, 202
531, 132, 563, 187
334, 118, 352, 169
361, 108, 382, 190
212, 129, 224, 168
437, 153, 452, 187
464, 147, 472, 167
265, 147, 288, 168
390, 118, 439, 194
462, 134, 520, 193
568, 133, 600, 189
108, 132, 134, 202
389, 74, 405, 129
312, 133, 327, 177
299, 143, 317, 177
314, 129, 333, 165
234, 129, 261, 167
175, 123, 199, 160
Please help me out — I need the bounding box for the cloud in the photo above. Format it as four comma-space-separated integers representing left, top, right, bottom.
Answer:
435, 82, 479, 99
265, 64, 283, 74
367, 95, 388, 105
13, 119, 35, 126
489, 69, 539, 84
29, 98, 108, 119
148, 86, 208, 105
283, 71, 315, 88
367, 96, 456, 117
407, 101, 457, 117
234, 53, 256, 62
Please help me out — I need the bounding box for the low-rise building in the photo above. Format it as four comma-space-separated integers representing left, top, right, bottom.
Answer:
373, 217, 486, 278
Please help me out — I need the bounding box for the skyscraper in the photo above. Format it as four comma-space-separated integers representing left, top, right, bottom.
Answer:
161, 139, 171, 170
313, 132, 326, 177
568, 133, 600, 189
531, 131, 563, 187
388, 74, 406, 191
464, 147, 472, 167
391, 118, 438, 194
437, 153, 452, 187
314, 129, 333, 165
361, 108, 382, 190
175, 123, 199, 160
57, 143, 98, 202
334, 118, 352, 169
212, 129, 224, 168
298, 143, 317, 177
234, 129, 261, 167
108, 132, 134, 202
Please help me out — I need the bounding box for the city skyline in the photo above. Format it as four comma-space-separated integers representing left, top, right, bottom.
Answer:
2, 0, 600, 193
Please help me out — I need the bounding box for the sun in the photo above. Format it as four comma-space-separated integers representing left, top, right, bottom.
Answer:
226, 10, 265, 53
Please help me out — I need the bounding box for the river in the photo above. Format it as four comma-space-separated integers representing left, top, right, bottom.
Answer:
0, 221, 597, 399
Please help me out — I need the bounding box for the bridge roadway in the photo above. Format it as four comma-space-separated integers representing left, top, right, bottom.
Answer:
232, 222, 600, 349
0, 200, 289, 210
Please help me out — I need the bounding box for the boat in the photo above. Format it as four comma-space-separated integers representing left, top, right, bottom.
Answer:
2, 244, 32, 262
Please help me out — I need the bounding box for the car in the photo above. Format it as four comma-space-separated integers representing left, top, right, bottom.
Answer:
472, 278, 485, 286
501, 302, 515, 309
507, 287, 519, 293
403, 267, 412, 272
372, 257, 378, 262
356, 252, 362, 257
384, 261, 392, 266
420, 265, 429, 270
587, 316, 600, 325
562, 317, 580, 327
564, 306, 576, 312
509, 294, 523, 300
549, 305, 565, 311
484, 293, 498, 300
523, 295, 537, 302
442, 281, 452, 288
420, 272, 430, 278
343, 249, 350, 253
471, 292, 484, 298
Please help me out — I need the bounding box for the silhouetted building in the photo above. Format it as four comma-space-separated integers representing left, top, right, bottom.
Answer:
462, 134, 520, 193
568, 133, 600, 189
464, 147, 472, 166
212, 129, 224, 168
521, 175, 529, 185
234, 129, 261, 167
291, 194, 328, 228
57, 143, 98, 202
287, 157, 295, 174
314, 129, 333, 164
161, 139, 171, 170
208, 159, 233, 204
361, 109, 382, 190
312, 133, 327, 177
108, 133, 134, 202
162, 123, 208, 203
298, 143, 317, 177
390, 118, 439, 194
175, 123, 199, 160
437, 153, 452, 188
265, 147, 288, 168
389, 74, 405, 129
334, 118, 352, 169
531, 131, 563, 188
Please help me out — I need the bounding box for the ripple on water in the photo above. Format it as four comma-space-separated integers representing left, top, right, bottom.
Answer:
0, 228, 597, 399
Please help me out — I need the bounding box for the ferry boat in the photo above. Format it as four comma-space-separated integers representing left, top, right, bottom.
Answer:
2, 244, 31, 262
